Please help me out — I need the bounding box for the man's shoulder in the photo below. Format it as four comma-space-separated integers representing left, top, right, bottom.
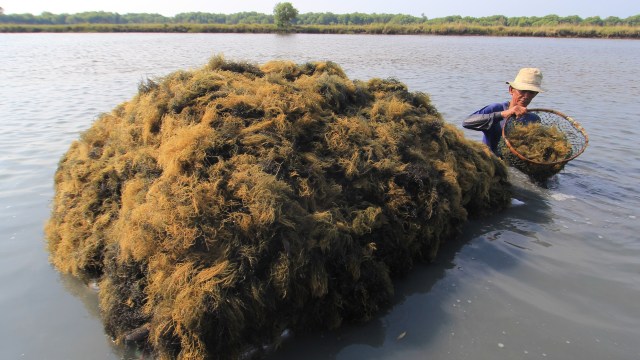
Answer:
472, 101, 509, 115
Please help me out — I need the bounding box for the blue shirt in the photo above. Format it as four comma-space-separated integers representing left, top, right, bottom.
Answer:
471, 102, 509, 154
464, 101, 541, 155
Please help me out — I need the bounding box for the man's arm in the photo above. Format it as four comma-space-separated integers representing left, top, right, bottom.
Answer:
462, 104, 528, 131
462, 112, 503, 131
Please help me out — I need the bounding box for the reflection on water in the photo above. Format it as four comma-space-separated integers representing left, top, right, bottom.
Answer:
1, 33, 640, 360
57, 273, 150, 359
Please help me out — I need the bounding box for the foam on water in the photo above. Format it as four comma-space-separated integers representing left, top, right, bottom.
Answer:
549, 192, 576, 201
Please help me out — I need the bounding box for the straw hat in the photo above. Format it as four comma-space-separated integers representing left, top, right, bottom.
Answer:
507, 68, 545, 93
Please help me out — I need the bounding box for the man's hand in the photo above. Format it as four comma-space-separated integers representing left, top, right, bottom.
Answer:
501, 105, 527, 119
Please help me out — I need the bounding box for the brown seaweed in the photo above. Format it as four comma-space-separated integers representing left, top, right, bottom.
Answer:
500, 122, 573, 182
45, 56, 511, 359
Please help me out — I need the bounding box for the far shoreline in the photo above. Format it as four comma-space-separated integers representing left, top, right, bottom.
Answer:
1, 23, 639, 39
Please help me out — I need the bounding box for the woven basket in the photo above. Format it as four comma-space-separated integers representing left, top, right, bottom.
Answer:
498, 108, 588, 182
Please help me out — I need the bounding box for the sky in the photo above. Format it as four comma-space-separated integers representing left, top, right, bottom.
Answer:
1, 0, 638, 19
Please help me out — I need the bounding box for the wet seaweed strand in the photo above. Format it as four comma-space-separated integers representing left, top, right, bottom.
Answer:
45, 56, 511, 360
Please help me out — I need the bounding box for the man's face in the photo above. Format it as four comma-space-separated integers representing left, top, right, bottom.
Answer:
509, 87, 538, 107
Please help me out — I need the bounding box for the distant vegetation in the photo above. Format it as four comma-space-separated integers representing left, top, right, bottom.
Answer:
2, 10, 639, 27
1, 9, 639, 38
274, 2, 298, 29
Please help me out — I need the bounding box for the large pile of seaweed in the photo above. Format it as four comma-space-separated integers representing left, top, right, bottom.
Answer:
499, 122, 573, 182
46, 56, 510, 359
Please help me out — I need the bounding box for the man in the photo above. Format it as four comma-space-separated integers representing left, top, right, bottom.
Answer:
462, 68, 545, 155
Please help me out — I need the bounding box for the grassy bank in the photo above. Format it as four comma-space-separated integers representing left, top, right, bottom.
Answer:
1, 23, 639, 38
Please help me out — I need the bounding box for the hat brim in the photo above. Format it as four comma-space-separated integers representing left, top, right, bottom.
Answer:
507, 81, 545, 93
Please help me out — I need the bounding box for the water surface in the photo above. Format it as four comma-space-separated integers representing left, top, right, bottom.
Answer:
1, 33, 639, 360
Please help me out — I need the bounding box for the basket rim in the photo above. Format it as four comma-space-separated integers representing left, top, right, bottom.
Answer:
501, 108, 589, 165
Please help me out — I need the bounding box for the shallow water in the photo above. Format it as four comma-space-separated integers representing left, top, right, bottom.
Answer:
1, 33, 639, 360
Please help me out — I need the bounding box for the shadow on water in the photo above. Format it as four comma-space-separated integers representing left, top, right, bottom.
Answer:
261, 246, 465, 360
266, 179, 554, 359
486, 176, 555, 245
57, 273, 148, 360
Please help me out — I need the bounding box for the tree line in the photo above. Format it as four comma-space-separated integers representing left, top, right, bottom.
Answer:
1, 10, 639, 27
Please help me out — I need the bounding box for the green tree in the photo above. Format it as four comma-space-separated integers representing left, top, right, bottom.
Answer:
625, 15, 640, 26
583, 16, 603, 26
603, 16, 623, 26
274, 2, 298, 28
